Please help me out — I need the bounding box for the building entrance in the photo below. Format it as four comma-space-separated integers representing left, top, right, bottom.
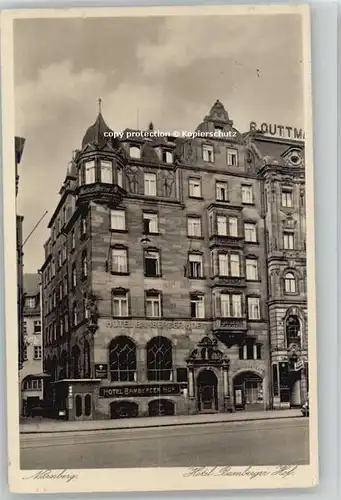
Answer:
233, 372, 264, 411
197, 369, 218, 413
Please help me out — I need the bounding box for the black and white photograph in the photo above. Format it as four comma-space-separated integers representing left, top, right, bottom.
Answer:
1, 4, 317, 494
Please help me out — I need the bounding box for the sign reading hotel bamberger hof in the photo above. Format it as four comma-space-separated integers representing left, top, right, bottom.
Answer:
105, 319, 208, 330
99, 384, 181, 398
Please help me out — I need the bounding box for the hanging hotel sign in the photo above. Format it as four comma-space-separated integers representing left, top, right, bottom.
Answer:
249, 121, 305, 140
95, 364, 108, 379
105, 319, 208, 330
99, 384, 181, 398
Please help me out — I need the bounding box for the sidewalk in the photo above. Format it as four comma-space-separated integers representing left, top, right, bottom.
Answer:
20, 409, 302, 434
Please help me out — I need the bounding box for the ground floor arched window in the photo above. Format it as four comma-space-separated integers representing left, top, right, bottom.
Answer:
110, 401, 139, 419
148, 399, 175, 417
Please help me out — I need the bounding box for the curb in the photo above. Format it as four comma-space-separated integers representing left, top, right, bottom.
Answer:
20, 414, 303, 435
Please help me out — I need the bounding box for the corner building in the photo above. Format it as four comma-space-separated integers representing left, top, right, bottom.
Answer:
41, 100, 308, 421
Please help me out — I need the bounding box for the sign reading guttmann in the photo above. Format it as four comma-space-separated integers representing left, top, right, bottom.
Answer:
250, 121, 305, 140
99, 384, 181, 398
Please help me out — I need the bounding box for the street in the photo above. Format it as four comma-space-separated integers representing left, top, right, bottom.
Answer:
20, 417, 309, 469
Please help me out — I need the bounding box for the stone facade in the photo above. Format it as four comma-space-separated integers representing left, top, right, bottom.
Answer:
40, 101, 308, 420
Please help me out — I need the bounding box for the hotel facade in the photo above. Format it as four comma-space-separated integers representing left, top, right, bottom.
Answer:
41, 100, 308, 421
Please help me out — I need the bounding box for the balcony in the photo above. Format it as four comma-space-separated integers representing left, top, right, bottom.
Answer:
212, 276, 246, 288
77, 183, 126, 205
213, 318, 247, 332
209, 235, 244, 249
213, 318, 247, 346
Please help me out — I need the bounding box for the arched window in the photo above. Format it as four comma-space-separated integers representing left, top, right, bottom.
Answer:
109, 336, 136, 382
84, 394, 92, 417
285, 315, 300, 343
147, 336, 173, 381
129, 146, 141, 159
284, 272, 296, 293
75, 395, 83, 417
71, 345, 81, 378
83, 341, 91, 378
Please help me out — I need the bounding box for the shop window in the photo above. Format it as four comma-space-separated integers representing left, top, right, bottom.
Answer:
147, 336, 173, 381
109, 336, 136, 382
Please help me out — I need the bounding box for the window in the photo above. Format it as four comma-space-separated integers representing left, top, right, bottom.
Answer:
218, 253, 229, 276
23, 379, 42, 391
189, 178, 202, 198
187, 217, 202, 237
84, 341, 91, 378
72, 264, 77, 288
111, 248, 128, 273
229, 217, 239, 237
144, 250, 160, 277
230, 254, 240, 277
71, 230, 75, 250
248, 297, 260, 320
231, 294, 242, 317
110, 209, 126, 231
190, 294, 205, 318
227, 148, 238, 166
85, 160, 96, 184
239, 340, 262, 360
130, 146, 141, 158
60, 318, 64, 337
81, 216, 87, 237
33, 320, 41, 334
188, 253, 203, 278
284, 272, 296, 293
62, 243, 67, 262
244, 223, 257, 242
162, 150, 173, 163
81, 251, 88, 278
64, 315, 69, 333
220, 293, 230, 317
109, 336, 136, 382
100, 160, 112, 183
246, 259, 258, 280
25, 297, 35, 308
203, 144, 214, 162
283, 232, 294, 250
63, 275, 68, 296
57, 250, 62, 268
112, 290, 129, 317
286, 315, 300, 344
146, 291, 162, 317
51, 260, 55, 277
23, 345, 28, 361
147, 337, 173, 381
117, 167, 123, 187
144, 172, 157, 196
34, 346, 42, 360
282, 190, 293, 208
143, 212, 158, 234
241, 185, 253, 204
73, 304, 78, 326
217, 215, 227, 236
23, 321, 27, 335
216, 181, 228, 201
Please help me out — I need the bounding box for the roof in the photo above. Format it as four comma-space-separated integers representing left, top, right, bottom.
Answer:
23, 273, 40, 295
81, 111, 120, 150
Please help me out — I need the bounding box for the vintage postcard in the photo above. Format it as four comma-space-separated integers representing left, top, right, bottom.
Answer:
1, 3, 318, 494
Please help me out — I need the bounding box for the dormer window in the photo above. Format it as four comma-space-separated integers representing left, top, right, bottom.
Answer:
85, 160, 96, 184
100, 160, 112, 184
130, 146, 141, 159
162, 150, 173, 163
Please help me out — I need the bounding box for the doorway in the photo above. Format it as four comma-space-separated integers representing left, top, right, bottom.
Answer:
74, 393, 93, 420
197, 369, 218, 413
233, 372, 264, 411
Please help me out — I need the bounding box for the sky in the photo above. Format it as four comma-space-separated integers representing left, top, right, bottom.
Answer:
14, 13, 305, 273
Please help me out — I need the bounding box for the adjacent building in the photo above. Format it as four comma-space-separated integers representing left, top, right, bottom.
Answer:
41, 100, 308, 421
20, 273, 44, 416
